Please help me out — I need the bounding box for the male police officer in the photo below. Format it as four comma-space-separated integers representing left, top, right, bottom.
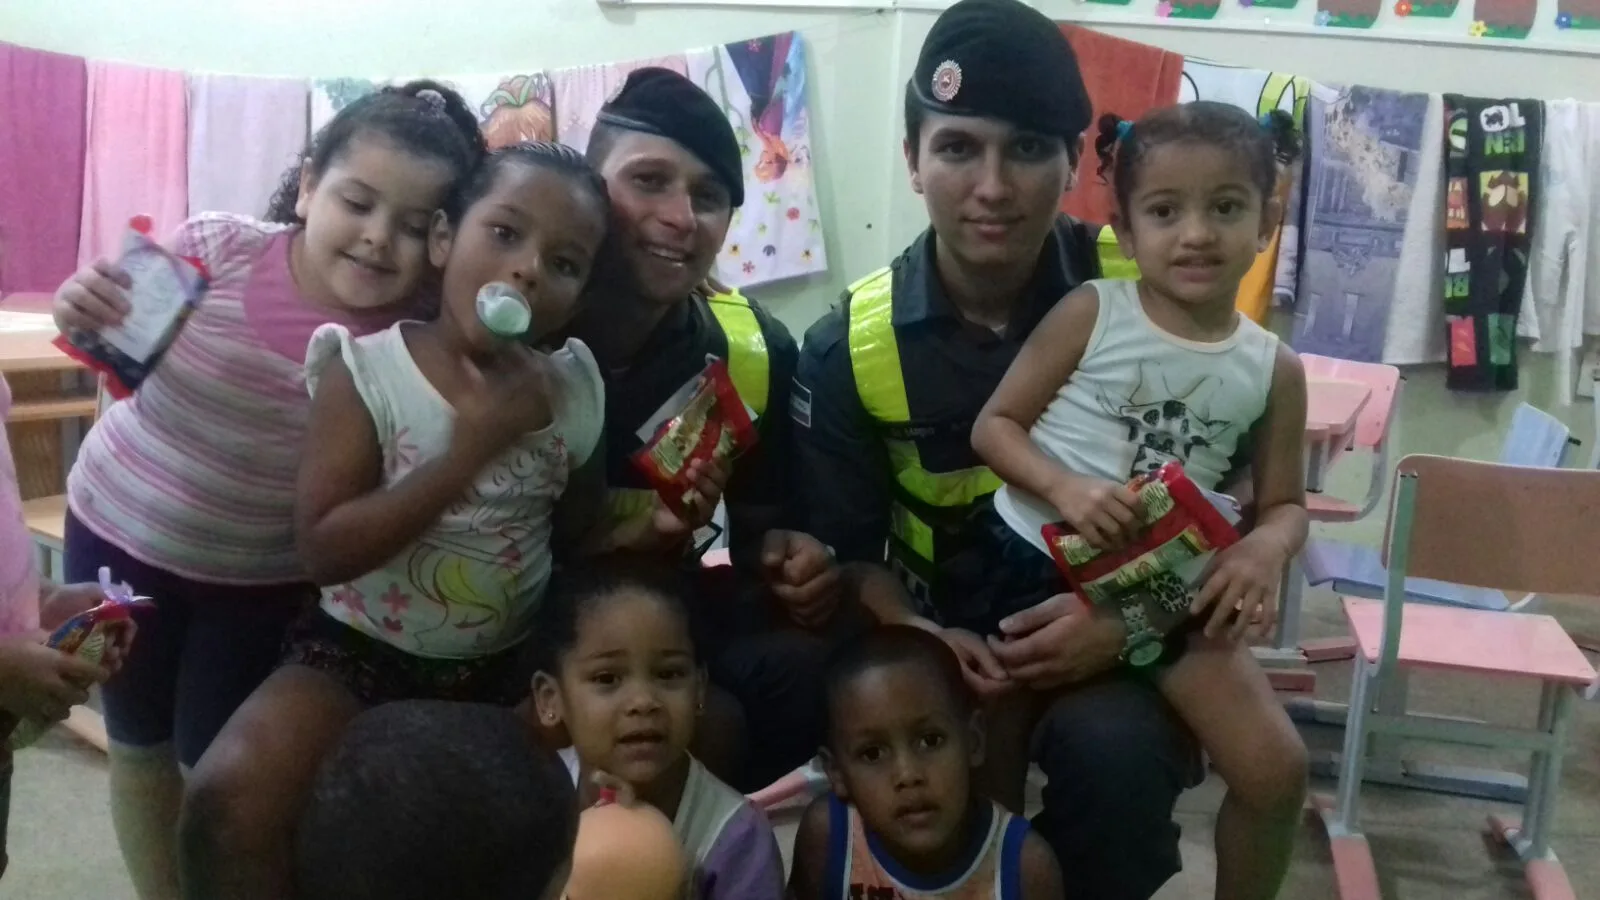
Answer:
794, 2, 1196, 897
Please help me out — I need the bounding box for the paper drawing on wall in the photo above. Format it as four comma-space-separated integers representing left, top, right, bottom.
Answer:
1474, 0, 1536, 36
1292, 86, 1429, 362
687, 32, 827, 289
1166, 0, 1223, 18
1556, 0, 1600, 28
1316, 0, 1380, 27
476, 74, 555, 148
1400, 0, 1459, 17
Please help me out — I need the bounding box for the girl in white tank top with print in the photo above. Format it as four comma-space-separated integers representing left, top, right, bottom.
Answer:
972, 103, 1312, 900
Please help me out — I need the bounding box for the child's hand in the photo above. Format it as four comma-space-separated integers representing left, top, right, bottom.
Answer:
0, 636, 108, 723
1192, 538, 1286, 640
39, 582, 106, 631
938, 628, 1012, 699
1046, 475, 1144, 551
762, 530, 841, 629
38, 582, 137, 675
451, 349, 552, 467
655, 459, 728, 535
54, 259, 131, 332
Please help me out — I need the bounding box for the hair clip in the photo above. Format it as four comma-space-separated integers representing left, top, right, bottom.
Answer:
1258, 112, 1275, 129
416, 89, 446, 112
1116, 120, 1134, 142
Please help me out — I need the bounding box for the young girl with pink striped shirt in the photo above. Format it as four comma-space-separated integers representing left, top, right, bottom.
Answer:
49, 80, 487, 900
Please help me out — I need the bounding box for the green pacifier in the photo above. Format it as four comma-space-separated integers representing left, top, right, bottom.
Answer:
476, 282, 532, 339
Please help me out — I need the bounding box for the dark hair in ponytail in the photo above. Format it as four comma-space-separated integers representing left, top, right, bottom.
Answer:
1092, 101, 1302, 220
265, 79, 488, 223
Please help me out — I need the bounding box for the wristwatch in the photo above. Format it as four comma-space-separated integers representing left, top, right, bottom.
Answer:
1117, 603, 1166, 668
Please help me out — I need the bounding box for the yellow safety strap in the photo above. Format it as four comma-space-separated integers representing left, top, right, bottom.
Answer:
1096, 226, 1140, 281
705, 290, 769, 417
845, 270, 1001, 563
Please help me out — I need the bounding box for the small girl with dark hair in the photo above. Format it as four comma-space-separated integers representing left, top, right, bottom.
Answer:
49, 79, 484, 899
972, 101, 1310, 900
533, 558, 785, 900
180, 141, 613, 900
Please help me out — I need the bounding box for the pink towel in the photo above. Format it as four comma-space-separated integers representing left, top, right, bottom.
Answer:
79, 62, 189, 265
188, 74, 308, 218
552, 55, 688, 154
0, 43, 87, 295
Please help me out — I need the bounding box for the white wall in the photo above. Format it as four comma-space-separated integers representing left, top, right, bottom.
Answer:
5, 0, 1597, 546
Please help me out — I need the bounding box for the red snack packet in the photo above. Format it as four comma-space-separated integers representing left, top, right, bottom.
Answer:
630, 359, 758, 520
1041, 462, 1241, 612
53, 215, 210, 399
1, 567, 152, 749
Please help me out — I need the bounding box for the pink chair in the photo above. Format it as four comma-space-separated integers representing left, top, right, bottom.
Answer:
1298, 355, 1402, 523
1311, 455, 1598, 900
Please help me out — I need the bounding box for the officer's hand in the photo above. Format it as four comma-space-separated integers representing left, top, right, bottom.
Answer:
761, 530, 841, 629
987, 593, 1124, 690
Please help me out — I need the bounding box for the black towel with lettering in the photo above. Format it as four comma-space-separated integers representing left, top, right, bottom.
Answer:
1442, 96, 1541, 392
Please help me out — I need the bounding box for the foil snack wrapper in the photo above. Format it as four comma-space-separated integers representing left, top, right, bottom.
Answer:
52, 216, 210, 399
630, 359, 758, 521
2, 567, 152, 750
1041, 463, 1241, 658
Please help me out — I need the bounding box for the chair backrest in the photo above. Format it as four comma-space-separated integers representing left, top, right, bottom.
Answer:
1382, 454, 1600, 598
1299, 355, 1400, 451
1498, 403, 1570, 468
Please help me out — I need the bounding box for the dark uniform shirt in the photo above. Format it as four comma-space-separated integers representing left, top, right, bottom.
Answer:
792, 215, 1104, 609
601, 291, 800, 554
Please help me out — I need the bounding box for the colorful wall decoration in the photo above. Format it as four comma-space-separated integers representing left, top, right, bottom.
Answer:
1473, 0, 1538, 35
1556, 0, 1600, 27
1316, 0, 1382, 28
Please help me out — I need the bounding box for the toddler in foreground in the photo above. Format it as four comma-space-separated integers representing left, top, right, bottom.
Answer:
532, 561, 784, 900
296, 699, 576, 900
789, 625, 1063, 900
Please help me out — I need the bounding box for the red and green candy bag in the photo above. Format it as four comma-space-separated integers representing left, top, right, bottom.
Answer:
1040, 462, 1241, 666
630, 359, 758, 521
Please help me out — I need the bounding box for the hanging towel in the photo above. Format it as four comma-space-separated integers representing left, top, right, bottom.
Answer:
1292, 85, 1430, 363
686, 32, 827, 289
0, 43, 86, 295
79, 62, 189, 266
1441, 95, 1541, 393
551, 55, 689, 155
1274, 151, 1308, 308
1521, 99, 1600, 403
446, 72, 556, 148
188, 74, 308, 219
1179, 61, 1314, 323
1383, 93, 1448, 366
1058, 26, 1183, 227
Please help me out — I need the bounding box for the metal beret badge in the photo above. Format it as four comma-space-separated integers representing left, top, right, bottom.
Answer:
931, 59, 963, 103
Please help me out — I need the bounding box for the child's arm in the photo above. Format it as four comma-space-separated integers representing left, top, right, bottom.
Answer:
1018, 831, 1066, 900
971, 286, 1142, 550
1192, 344, 1309, 639
786, 796, 831, 900
295, 357, 517, 586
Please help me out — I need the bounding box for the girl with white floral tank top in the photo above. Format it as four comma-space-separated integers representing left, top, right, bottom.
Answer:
52, 82, 488, 899
179, 143, 625, 900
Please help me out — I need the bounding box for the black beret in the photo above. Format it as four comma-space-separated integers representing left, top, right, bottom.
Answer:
910, 0, 1092, 141
597, 67, 745, 208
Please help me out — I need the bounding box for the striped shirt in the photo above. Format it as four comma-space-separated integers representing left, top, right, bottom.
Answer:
67, 213, 403, 585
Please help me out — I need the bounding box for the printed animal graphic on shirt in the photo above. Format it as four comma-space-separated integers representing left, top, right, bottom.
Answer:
1099, 362, 1237, 478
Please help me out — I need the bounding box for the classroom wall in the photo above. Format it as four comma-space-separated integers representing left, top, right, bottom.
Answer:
5, 0, 1596, 546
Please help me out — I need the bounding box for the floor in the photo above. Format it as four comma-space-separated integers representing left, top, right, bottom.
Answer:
6, 585, 1600, 899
